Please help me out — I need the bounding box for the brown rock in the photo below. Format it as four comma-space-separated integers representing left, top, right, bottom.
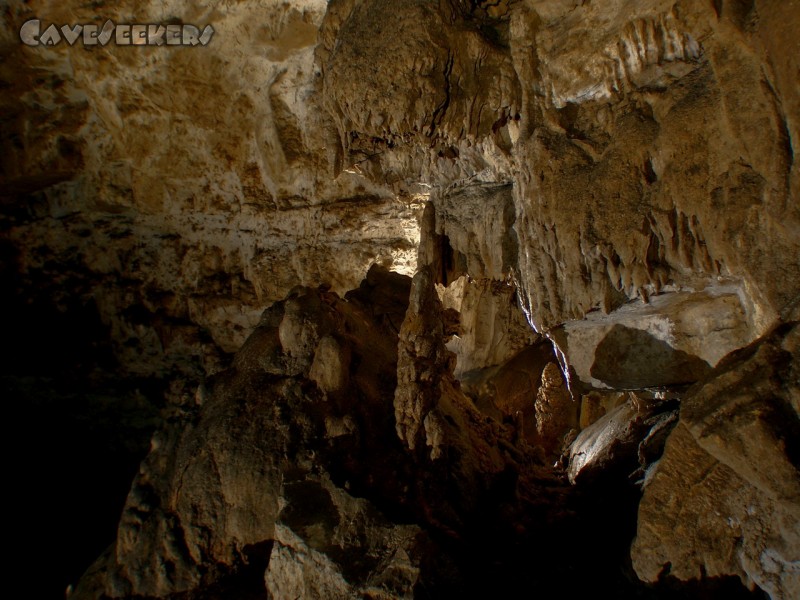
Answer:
309, 335, 350, 395
579, 392, 608, 429
4, 1, 799, 597
568, 392, 678, 485
632, 323, 800, 599
535, 362, 577, 456
554, 287, 755, 390
0, 0, 422, 382
394, 266, 452, 456
69, 272, 425, 598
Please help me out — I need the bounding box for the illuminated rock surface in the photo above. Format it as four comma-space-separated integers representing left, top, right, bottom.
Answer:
1, 0, 798, 598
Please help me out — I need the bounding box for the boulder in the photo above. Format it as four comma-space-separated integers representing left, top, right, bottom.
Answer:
632, 323, 800, 600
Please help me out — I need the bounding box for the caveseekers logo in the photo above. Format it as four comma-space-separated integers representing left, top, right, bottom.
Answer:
20, 19, 215, 47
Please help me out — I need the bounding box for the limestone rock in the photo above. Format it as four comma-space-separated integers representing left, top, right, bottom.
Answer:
265, 481, 422, 600
394, 266, 453, 455
535, 363, 576, 456
318, 0, 520, 187
632, 323, 800, 599
71, 269, 563, 598
0, 0, 422, 381
579, 391, 612, 429
568, 395, 678, 485
553, 284, 758, 390
439, 276, 539, 378
309, 335, 350, 395
7, 0, 798, 387
430, 183, 518, 283
70, 272, 426, 598
460, 342, 559, 445
418, 184, 538, 379
3, 0, 800, 597
318, 0, 800, 346
510, 0, 800, 333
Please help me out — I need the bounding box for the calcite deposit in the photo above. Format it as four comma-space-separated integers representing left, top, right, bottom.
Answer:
2, 0, 798, 598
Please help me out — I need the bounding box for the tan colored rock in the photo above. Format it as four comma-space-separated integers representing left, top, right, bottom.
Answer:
568, 400, 639, 485
568, 394, 678, 485
460, 342, 558, 444
3, 1, 799, 596
510, 0, 800, 333
394, 266, 453, 455
632, 323, 800, 599
431, 183, 518, 282
554, 285, 757, 389
318, 0, 520, 187
419, 183, 539, 380
70, 273, 429, 598
579, 392, 607, 429
309, 335, 350, 395
439, 276, 539, 377
7, 0, 798, 386
265, 479, 422, 600
71, 270, 567, 599
0, 0, 422, 380
534, 362, 576, 456
318, 0, 800, 348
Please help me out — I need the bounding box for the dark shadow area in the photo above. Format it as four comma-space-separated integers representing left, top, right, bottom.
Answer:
591, 324, 712, 389
411, 470, 769, 600
0, 241, 161, 598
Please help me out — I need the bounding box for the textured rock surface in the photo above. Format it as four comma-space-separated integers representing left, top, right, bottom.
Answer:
2, 0, 799, 598
70, 269, 602, 599
568, 395, 678, 485
534, 362, 577, 456
554, 284, 756, 389
511, 0, 800, 331
632, 323, 800, 599
5, 0, 797, 377
72, 270, 430, 598
1, 0, 421, 381
319, 0, 800, 339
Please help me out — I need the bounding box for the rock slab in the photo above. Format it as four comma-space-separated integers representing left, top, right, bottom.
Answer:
632, 323, 800, 600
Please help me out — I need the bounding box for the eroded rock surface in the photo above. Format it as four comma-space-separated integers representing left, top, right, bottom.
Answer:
319, 0, 800, 340
0, 0, 422, 381
632, 323, 800, 599
3, 0, 799, 598
72, 270, 428, 598
71, 269, 575, 598
534, 362, 577, 457
6, 0, 797, 382
554, 285, 756, 390
568, 394, 678, 485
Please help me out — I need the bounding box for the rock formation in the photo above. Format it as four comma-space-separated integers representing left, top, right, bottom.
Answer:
632, 323, 800, 600
1, 0, 798, 598
534, 362, 576, 457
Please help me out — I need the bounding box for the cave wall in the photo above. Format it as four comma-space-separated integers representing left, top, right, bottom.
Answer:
319, 0, 799, 348
4, 0, 797, 380
1, 0, 421, 380
1, 0, 798, 598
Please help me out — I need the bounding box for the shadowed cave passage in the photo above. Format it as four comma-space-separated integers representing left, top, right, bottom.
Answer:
2, 0, 799, 598
0, 286, 161, 598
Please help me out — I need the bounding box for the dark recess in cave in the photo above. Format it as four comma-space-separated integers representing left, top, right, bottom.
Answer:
0, 240, 161, 598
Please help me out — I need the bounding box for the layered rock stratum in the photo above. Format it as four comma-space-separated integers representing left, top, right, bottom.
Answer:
1, 0, 798, 598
